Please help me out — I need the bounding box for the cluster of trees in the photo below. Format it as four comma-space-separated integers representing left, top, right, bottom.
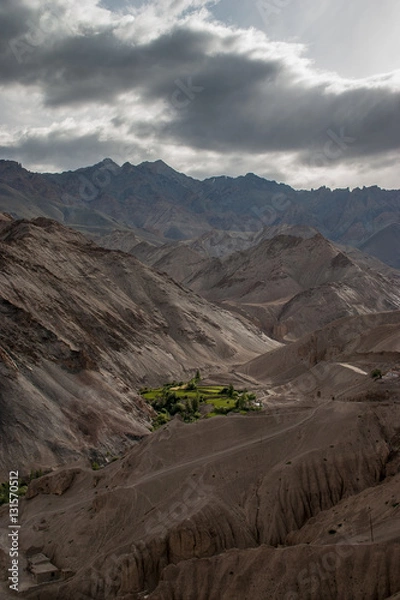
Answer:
151, 388, 202, 427
219, 383, 235, 397
146, 371, 261, 429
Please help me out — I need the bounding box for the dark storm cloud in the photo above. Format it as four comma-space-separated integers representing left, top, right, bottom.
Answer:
40, 26, 215, 106
0, 0, 37, 68
1, 7, 215, 105
161, 73, 400, 161
1, 0, 400, 168
0, 0, 34, 42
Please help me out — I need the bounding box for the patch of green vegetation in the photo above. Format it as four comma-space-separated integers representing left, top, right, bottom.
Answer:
198, 385, 221, 393
0, 483, 9, 505
140, 373, 261, 429
142, 388, 164, 401
0, 470, 45, 506
207, 397, 233, 410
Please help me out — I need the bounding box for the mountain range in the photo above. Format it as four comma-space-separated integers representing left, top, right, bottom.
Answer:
0, 159, 399, 268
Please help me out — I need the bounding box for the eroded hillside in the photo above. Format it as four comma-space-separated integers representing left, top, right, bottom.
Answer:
0, 217, 276, 477
0, 397, 399, 599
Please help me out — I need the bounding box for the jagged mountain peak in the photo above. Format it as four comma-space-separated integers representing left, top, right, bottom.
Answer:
138, 159, 182, 176
0, 158, 399, 261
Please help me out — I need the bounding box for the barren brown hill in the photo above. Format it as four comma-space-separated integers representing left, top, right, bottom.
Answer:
0, 213, 12, 230
100, 232, 208, 283
98, 230, 245, 282
187, 229, 256, 258
0, 160, 122, 235
148, 245, 208, 283
240, 310, 400, 399
1, 397, 399, 599
0, 217, 276, 477
96, 228, 165, 254
98, 229, 140, 253
184, 233, 400, 340
97, 225, 320, 281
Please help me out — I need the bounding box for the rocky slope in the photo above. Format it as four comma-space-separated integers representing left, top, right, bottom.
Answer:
0, 217, 277, 477
99, 228, 400, 341
240, 310, 400, 399
150, 542, 400, 600
183, 233, 400, 340
98, 224, 319, 270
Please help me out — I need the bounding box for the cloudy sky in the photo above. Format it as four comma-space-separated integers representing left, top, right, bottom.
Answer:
0, 0, 400, 189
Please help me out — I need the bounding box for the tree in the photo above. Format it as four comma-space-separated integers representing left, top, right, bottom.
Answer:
235, 394, 249, 411
153, 412, 170, 429
371, 368, 383, 380
195, 369, 201, 381
174, 402, 187, 414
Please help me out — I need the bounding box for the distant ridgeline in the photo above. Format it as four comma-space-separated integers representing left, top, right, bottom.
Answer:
0, 159, 399, 268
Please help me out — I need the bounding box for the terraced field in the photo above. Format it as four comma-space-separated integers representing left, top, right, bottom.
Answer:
140, 380, 258, 424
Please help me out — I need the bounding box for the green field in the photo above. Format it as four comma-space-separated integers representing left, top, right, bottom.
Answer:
140, 378, 259, 428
